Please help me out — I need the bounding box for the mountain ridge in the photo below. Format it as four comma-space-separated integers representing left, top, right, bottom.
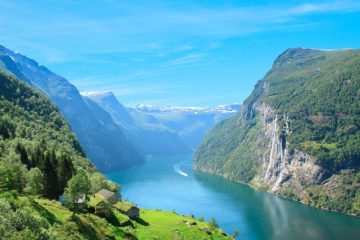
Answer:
0, 45, 143, 172
194, 47, 360, 216
82, 91, 193, 156
83, 90, 240, 151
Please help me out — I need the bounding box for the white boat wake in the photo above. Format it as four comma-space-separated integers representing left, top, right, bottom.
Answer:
173, 163, 188, 177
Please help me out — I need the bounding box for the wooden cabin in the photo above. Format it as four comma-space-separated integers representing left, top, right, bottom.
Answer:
114, 201, 140, 219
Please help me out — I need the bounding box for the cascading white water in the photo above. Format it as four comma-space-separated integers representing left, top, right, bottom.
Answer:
272, 141, 286, 191
264, 115, 278, 180
272, 115, 288, 191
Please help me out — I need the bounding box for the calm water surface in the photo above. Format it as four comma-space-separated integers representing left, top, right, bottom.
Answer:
107, 155, 360, 240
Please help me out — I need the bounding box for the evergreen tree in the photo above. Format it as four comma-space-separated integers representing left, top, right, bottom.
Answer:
43, 155, 59, 199
15, 142, 30, 168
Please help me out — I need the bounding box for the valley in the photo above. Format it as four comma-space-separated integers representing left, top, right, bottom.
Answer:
1, 1, 360, 239
0, 61, 231, 239
1, 45, 360, 239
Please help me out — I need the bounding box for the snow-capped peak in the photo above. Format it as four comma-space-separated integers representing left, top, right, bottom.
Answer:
133, 103, 241, 114
80, 91, 114, 98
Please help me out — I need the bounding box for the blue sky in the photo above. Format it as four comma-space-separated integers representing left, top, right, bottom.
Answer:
0, 0, 359, 106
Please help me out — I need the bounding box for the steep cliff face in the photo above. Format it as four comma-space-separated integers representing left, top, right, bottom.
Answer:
249, 101, 324, 196
194, 48, 360, 215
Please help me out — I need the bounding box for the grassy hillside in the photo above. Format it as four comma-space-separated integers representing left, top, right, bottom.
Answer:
0, 194, 230, 239
0, 70, 230, 239
194, 48, 360, 215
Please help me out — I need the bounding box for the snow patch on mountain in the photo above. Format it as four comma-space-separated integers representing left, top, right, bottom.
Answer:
81, 91, 241, 114
133, 103, 241, 114
81, 91, 113, 98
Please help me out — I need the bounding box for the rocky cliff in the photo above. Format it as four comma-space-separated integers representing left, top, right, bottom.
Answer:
194, 48, 360, 215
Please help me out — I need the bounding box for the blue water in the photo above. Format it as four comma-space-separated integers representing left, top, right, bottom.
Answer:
107, 154, 360, 240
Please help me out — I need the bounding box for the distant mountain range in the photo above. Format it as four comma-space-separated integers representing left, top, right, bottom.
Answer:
132, 103, 241, 114
83, 91, 240, 155
128, 103, 241, 149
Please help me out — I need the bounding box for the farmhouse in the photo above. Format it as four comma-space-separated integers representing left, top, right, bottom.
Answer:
89, 189, 139, 220
114, 201, 140, 219
96, 189, 120, 204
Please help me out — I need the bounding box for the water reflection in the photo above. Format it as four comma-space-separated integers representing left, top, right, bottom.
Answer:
194, 170, 360, 240
109, 155, 360, 240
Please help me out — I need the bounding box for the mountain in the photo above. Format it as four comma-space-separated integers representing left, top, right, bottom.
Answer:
83, 91, 239, 156
129, 103, 241, 149
0, 70, 98, 199
194, 48, 360, 216
81, 91, 135, 128
0, 45, 143, 172
82, 91, 191, 157
0, 70, 230, 239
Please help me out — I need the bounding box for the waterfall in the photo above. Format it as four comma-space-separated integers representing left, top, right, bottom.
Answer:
264, 115, 278, 180
272, 146, 286, 191
272, 115, 288, 191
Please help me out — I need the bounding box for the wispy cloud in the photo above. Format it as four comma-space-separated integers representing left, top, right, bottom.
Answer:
112, 84, 188, 97
0, 0, 359, 106
128, 92, 243, 107
290, 1, 360, 14
1, 0, 359, 62
167, 53, 208, 66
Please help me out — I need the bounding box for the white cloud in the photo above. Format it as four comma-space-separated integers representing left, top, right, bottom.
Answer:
290, 1, 360, 14
1, 0, 359, 107
127, 92, 242, 107
1, 0, 359, 63
111, 84, 188, 96
167, 53, 207, 66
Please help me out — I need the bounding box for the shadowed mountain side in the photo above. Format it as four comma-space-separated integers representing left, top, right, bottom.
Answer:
0, 45, 143, 171
82, 92, 191, 157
